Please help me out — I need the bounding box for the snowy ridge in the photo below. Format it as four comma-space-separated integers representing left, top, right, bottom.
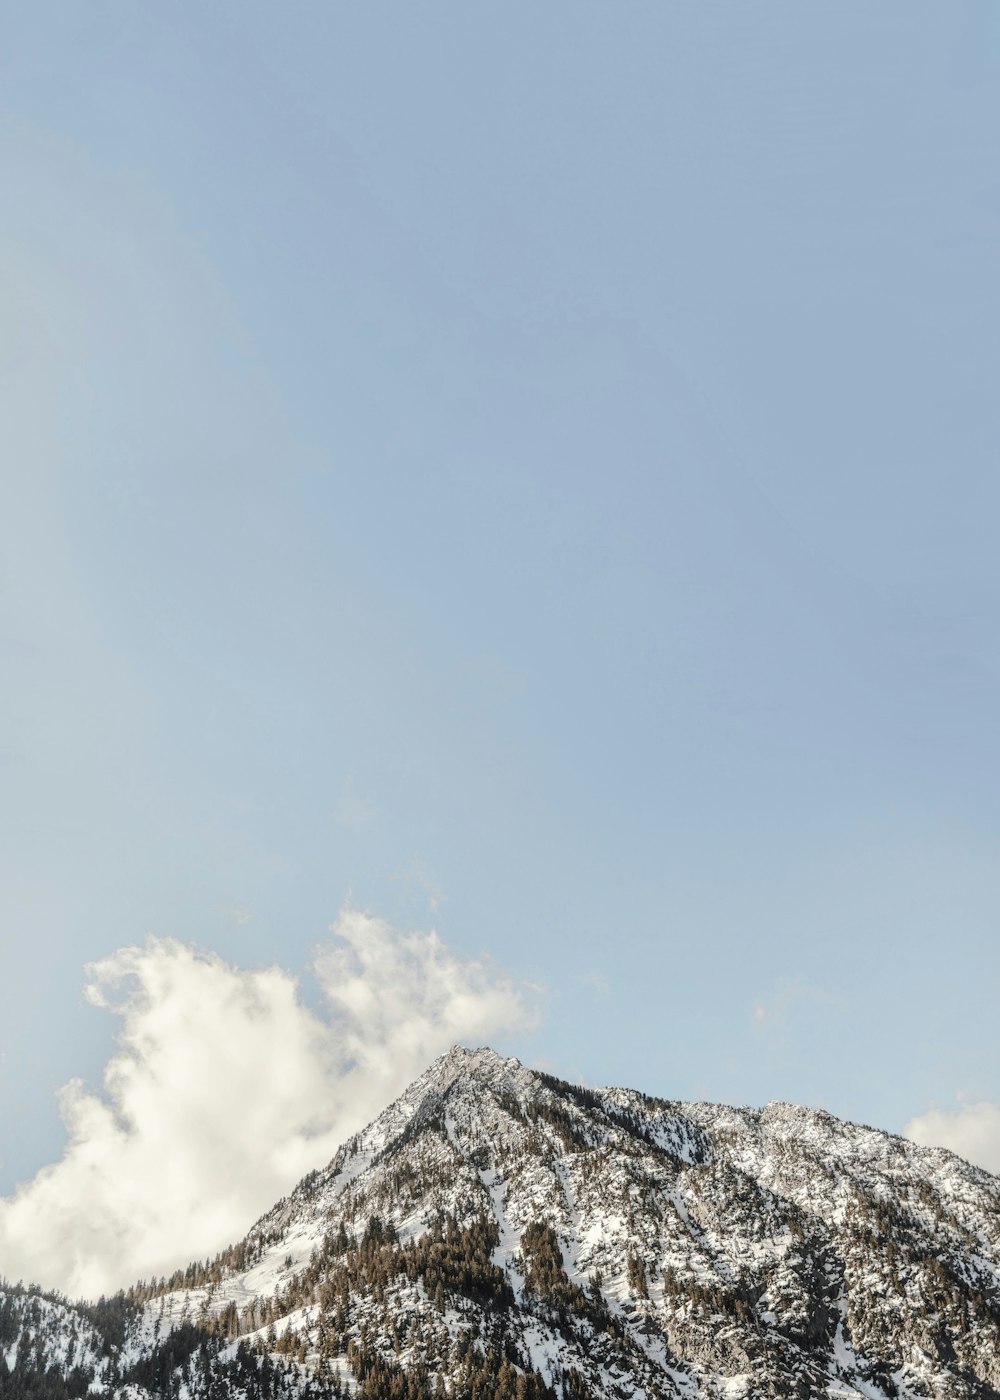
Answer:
4, 1046, 1000, 1398
0, 1285, 115, 1384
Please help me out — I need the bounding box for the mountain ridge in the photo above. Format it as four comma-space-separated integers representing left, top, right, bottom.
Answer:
3, 1045, 999, 1399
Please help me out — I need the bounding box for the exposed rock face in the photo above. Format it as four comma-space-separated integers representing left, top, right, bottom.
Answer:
4, 1046, 1000, 1398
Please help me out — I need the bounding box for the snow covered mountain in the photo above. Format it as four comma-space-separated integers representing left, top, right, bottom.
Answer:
4, 1046, 1000, 1398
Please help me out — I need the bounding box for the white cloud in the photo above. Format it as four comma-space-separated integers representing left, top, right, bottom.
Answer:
0, 908, 538, 1300
904, 1099, 1000, 1175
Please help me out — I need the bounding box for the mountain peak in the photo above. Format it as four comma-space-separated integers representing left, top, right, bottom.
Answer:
378, 1043, 543, 1128
5, 1053, 1000, 1399
427, 1041, 524, 1082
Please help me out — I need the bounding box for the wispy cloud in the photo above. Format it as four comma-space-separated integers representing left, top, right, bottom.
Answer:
334, 777, 378, 831
391, 856, 445, 913
576, 970, 611, 998
0, 909, 538, 1299
751, 980, 845, 1033
904, 1098, 1000, 1174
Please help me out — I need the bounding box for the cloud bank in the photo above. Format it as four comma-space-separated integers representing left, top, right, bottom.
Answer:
905, 1099, 1000, 1175
0, 909, 537, 1299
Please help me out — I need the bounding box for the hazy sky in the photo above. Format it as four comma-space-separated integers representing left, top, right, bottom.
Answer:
2, 3, 1000, 1292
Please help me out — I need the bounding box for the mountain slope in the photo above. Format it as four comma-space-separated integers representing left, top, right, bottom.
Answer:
4, 1047, 1000, 1399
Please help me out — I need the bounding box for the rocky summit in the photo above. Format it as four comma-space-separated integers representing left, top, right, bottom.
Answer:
3, 1046, 1000, 1399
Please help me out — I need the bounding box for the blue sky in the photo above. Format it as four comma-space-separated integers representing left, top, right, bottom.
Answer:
2, 0, 1000, 1246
